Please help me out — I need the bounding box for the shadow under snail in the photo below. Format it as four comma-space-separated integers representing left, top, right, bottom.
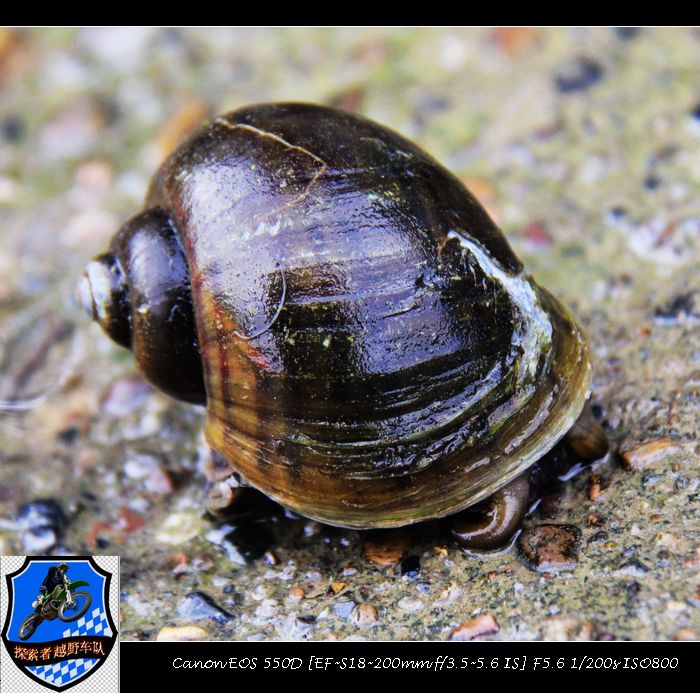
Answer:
78, 102, 608, 551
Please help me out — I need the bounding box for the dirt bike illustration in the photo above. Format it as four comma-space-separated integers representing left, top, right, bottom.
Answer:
18, 580, 92, 641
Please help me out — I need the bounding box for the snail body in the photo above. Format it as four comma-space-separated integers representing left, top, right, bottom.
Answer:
80, 103, 607, 546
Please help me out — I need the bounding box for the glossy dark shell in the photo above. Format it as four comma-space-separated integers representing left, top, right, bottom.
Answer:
145, 103, 591, 528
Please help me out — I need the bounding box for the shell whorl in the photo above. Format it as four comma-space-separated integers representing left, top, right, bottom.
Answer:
144, 103, 591, 528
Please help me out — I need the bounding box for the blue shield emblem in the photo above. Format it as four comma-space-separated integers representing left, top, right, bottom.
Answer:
2, 556, 117, 691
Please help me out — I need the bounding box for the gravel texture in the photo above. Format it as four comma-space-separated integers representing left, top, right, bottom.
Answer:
0, 27, 698, 641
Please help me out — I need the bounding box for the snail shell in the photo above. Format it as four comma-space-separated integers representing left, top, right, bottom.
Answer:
80, 103, 591, 529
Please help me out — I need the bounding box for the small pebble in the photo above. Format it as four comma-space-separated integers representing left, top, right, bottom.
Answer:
355, 603, 378, 626
117, 506, 145, 534
124, 453, 171, 494
614, 27, 641, 40
397, 598, 423, 613
256, 598, 278, 619
608, 206, 627, 221
156, 625, 209, 641
288, 587, 305, 603
332, 600, 357, 620
555, 56, 603, 93
303, 521, 320, 537
144, 467, 175, 496
587, 513, 605, 527
156, 511, 203, 546
620, 438, 678, 470
450, 614, 499, 641
57, 426, 79, 445
1, 114, 25, 142
587, 530, 609, 546
168, 552, 190, 574
16, 500, 66, 554
616, 559, 649, 577
330, 581, 348, 595
523, 220, 552, 249
519, 524, 581, 572
177, 592, 234, 624
16, 500, 66, 531
588, 474, 602, 501
541, 616, 594, 641
23, 526, 58, 554
691, 102, 700, 122
675, 629, 697, 641
490, 27, 540, 56
654, 292, 700, 323
0, 28, 20, 67
644, 175, 661, 191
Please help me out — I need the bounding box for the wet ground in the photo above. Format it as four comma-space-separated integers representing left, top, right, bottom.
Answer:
0, 27, 698, 641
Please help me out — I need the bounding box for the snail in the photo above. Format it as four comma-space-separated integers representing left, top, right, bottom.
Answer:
78, 102, 608, 550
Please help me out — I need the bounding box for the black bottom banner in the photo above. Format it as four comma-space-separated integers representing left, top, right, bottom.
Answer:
120, 640, 689, 679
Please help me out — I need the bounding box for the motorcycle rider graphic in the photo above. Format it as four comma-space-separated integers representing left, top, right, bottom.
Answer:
32, 562, 69, 612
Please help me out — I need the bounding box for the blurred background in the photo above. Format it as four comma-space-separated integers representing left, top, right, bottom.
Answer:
0, 27, 698, 641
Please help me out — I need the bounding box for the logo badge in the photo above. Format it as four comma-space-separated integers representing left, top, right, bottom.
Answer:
1, 556, 118, 691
